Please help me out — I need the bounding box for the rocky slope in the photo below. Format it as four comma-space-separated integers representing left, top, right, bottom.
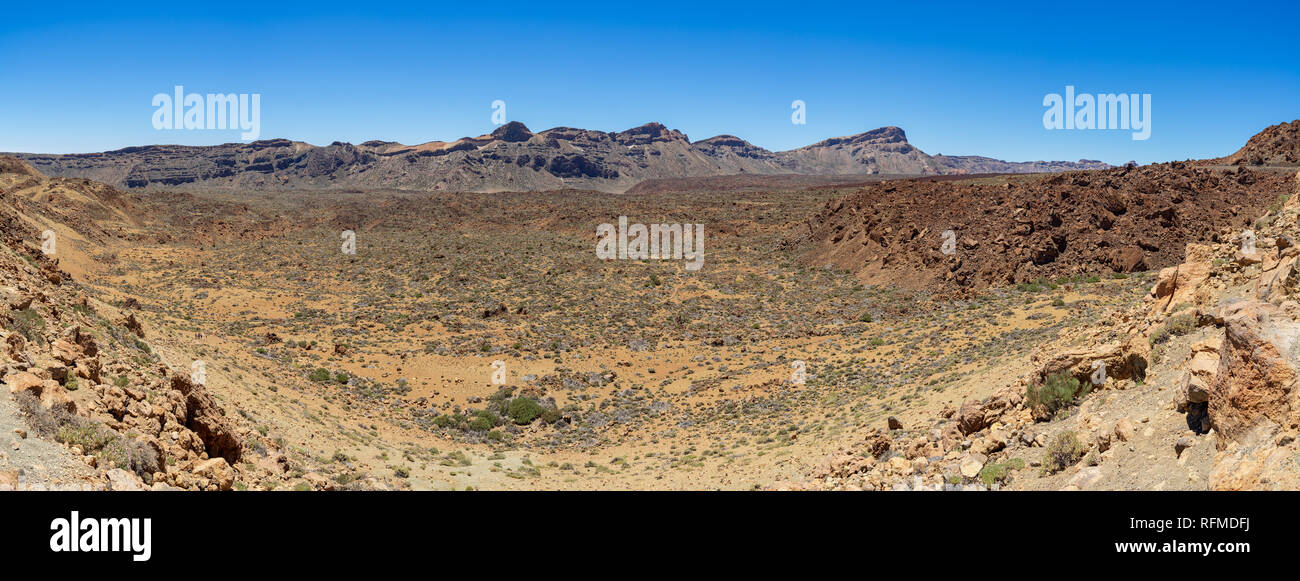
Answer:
1215, 120, 1300, 166
10, 122, 1109, 193
782, 168, 1300, 491
791, 162, 1294, 293
0, 158, 307, 490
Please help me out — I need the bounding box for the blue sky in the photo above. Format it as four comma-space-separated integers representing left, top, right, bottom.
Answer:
1, 1, 1296, 164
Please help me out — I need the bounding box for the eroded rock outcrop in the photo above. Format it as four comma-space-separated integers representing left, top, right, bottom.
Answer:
1205, 300, 1300, 489
170, 373, 244, 463
1150, 243, 1216, 316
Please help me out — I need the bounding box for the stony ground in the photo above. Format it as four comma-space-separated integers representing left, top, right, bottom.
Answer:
62, 184, 1154, 490
0, 392, 100, 490
789, 166, 1300, 492
6, 151, 1296, 491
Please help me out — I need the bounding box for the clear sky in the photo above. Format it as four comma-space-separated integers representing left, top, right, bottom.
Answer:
2, 0, 1296, 165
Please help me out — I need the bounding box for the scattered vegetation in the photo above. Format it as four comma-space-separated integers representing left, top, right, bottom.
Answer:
978, 458, 1025, 487
1041, 431, 1087, 475
16, 392, 162, 479
507, 397, 545, 425
1149, 313, 1196, 346
1025, 372, 1091, 418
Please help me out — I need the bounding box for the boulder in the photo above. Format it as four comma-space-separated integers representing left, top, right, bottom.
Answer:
5, 332, 27, 361
50, 338, 83, 364
959, 453, 987, 479
6, 370, 43, 396
169, 374, 243, 463
104, 469, 144, 491
1208, 300, 1300, 444
6, 370, 74, 413
1178, 338, 1220, 407
957, 399, 986, 435
956, 385, 1023, 436
887, 456, 913, 475
1029, 338, 1148, 386
1150, 243, 1214, 315
1066, 466, 1104, 489
1114, 418, 1135, 442
1256, 246, 1300, 304
191, 457, 236, 491
1108, 246, 1146, 273
861, 429, 893, 458
1206, 300, 1300, 489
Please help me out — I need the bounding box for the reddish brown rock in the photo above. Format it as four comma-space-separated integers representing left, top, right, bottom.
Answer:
1209, 300, 1300, 445
1150, 244, 1214, 315
1108, 246, 1146, 273
169, 373, 243, 463
51, 338, 83, 364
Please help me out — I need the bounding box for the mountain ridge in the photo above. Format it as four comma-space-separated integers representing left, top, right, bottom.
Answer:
9, 122, 1111, 193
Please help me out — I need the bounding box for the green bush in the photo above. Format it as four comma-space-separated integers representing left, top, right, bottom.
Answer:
11, 308, 45, 343
308, 368, 331, 382
467, 411, 496, 431
507, 397, 544, 424
487, 386, 516, 412
978, 458, 1026, 487
1025, 372, 1091, 416
1149, 313, 1196, 346
1165, 313, 1196, 335
1042, 431, 1087, 474
19, 392, 162, 479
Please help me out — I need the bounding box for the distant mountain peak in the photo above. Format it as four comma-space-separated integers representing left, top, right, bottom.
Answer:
9, 121, 1115, 193
491, 121, 534, 143
800, 126, 909, 150
614, 122, 689, 145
